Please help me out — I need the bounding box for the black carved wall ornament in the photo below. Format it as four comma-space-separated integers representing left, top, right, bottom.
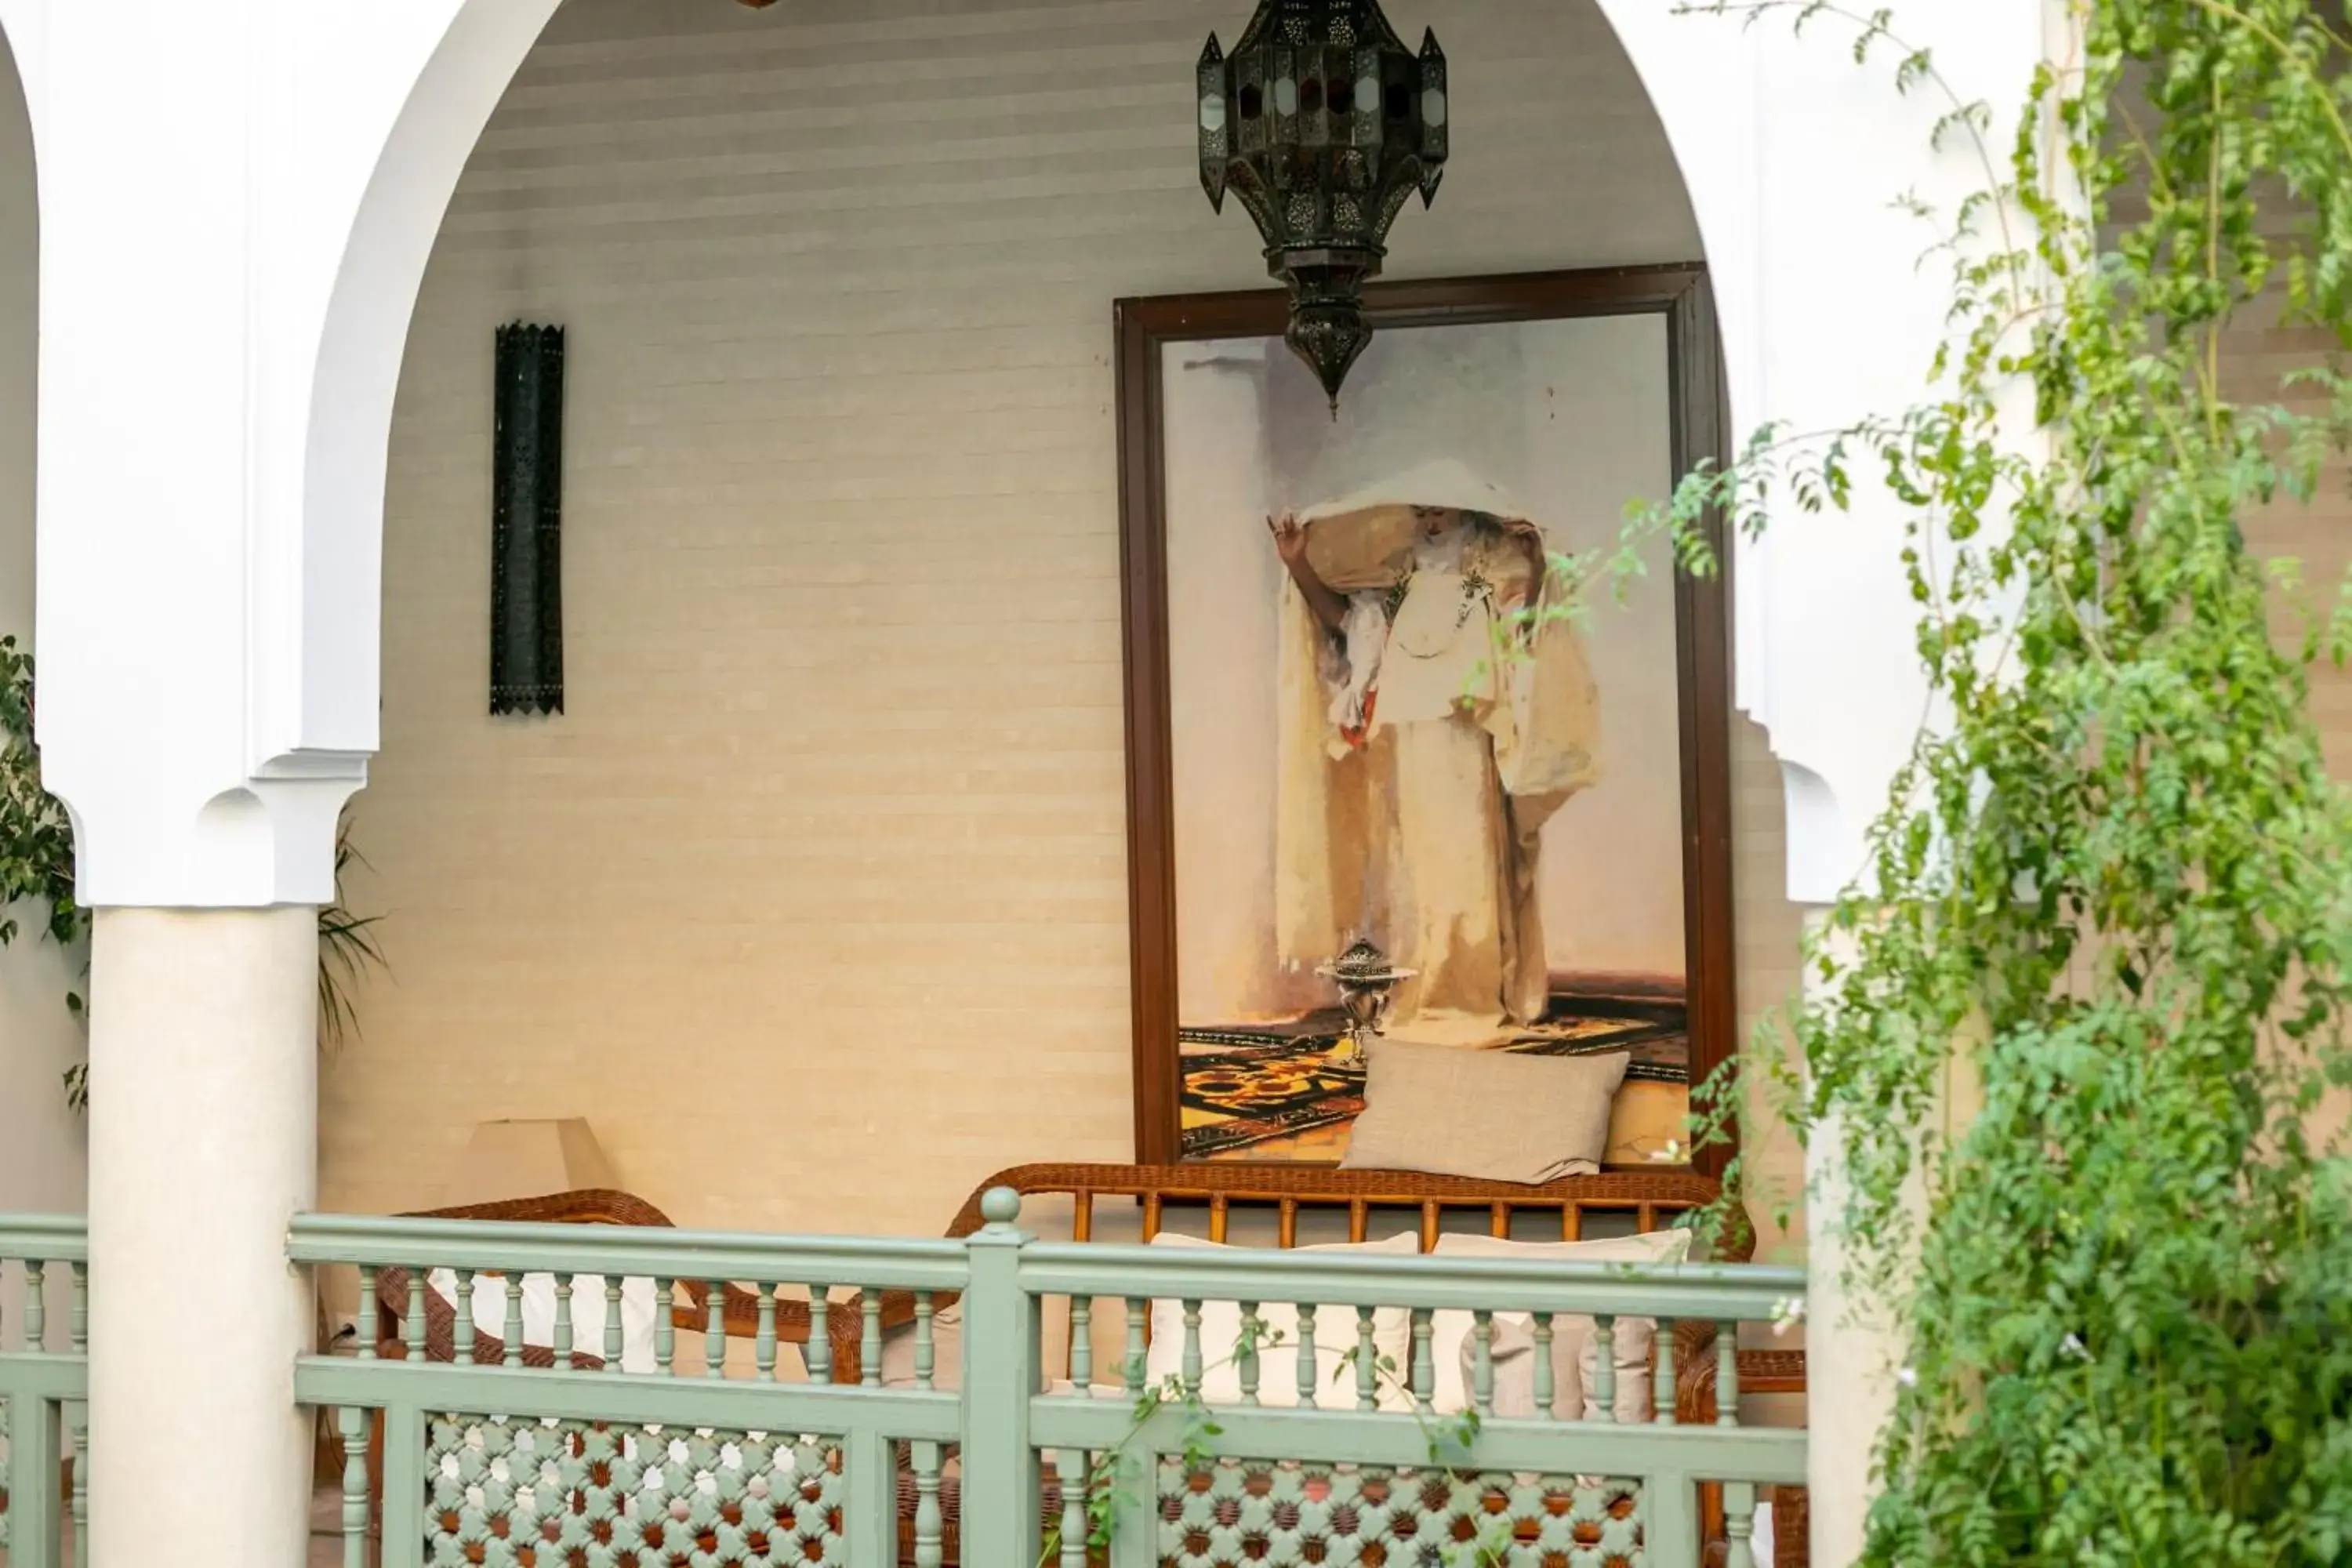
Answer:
490, 322, 566, 716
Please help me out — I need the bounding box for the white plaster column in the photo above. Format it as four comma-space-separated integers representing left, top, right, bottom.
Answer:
1803, 1112, 1906, 1566
27, 8, 543, 1565
84, 907, 318, 1568
1795, 906, 1955, 1566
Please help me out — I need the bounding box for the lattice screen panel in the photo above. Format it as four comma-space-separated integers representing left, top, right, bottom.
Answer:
424, 1414, 845, 1567
1154, 1458, 1645, 1568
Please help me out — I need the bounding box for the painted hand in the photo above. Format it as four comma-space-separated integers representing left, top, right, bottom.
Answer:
1268, 510, 1309, 565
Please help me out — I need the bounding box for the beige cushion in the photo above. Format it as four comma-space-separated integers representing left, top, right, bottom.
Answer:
1144, 1232, 1419, 1410
1339, 1042, 1629, 1184
1426, 1229, 1691, 1421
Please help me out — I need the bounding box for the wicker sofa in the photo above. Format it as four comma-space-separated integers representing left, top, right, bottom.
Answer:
365, 1163, 1807, 1568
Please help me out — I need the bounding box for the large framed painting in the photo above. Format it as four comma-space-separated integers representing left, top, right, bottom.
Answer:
1116, 264, 1735, 1178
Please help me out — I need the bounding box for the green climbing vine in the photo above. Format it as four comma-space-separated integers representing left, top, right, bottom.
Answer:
0, 633, 85, 970
1649, 2, 2352, 1562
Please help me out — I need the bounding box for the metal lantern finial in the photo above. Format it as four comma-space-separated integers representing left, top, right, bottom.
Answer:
1196, 1, 1449, 407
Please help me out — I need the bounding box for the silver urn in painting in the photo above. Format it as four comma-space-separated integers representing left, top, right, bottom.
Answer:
1316, 938, 1414, 1067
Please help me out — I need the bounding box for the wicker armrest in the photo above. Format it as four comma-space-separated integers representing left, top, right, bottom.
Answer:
1676, 1342, 1806, 1425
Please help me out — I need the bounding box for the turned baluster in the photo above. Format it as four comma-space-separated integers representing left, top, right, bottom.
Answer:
405, 1268, 426, 1363
653, 1278, 674, 1375
1533, 1312, 1557, 1420
1179, 1300, 1203, 1399
1410, 1308, 1436, 1414
755, 1287, 778, 1382
1295, 1304, 1319, 1408
1123, 1298, 1148, 1397
503, 1274, 525, 1368
705, 1281, 726, 1379
913, 1290, 938, 1392
1470, 1310, 1495, 1420
911, 1440, 946, 1568
452, 1269, 476, 1367
1653, 1318, 1679, 1425
23, 1258, 45, 1349
1716, 1320, 1741, 1425
1057, 1447, 1088, 1568
1068, 1294, 1092, 1391
551, 1272, 573, 1367
1592, 1315, 1617, 1421
1724, 1481, 1759, 1568
1237, 1301, 1261, 1406
806, 1285, 831, 1384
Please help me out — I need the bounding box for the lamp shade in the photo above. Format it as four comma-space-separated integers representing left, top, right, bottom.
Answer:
445, 1117, 617, 1208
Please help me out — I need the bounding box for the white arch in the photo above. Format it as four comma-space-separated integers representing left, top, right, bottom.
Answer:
279, 0, 564, 771
0, 0, 43, 163
289, 0, 2036, 903
1595, 0, 2046, 903
294, 0, 1816, 873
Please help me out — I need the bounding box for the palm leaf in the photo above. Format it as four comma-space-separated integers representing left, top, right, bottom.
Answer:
317, 811, 387, 1051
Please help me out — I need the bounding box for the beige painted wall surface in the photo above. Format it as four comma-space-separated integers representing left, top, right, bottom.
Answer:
324, 0, 1806, 1243
0, 29, 89, 1229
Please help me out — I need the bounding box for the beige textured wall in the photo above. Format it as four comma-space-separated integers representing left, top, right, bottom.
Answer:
321, 0, 1808, 1242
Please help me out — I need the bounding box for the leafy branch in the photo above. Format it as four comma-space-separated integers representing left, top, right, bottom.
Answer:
1644, 2, 2352, 1563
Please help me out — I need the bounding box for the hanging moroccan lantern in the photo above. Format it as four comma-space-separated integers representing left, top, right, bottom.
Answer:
1197, 0, 1448, 407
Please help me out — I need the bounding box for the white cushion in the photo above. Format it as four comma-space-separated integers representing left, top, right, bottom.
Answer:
428, 1269, 661, 1374
1143, 1232, 1418, 1410
1425, 1229, 1691, 1421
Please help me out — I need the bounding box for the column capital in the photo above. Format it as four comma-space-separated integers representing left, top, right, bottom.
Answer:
45, 764, 362, 911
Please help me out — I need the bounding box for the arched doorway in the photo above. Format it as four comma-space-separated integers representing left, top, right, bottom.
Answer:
300, 0, 1803, 1254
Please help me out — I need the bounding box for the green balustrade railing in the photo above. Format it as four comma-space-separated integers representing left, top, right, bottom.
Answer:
0, 1217, 89, 1568
291, 1190, 1805, 1568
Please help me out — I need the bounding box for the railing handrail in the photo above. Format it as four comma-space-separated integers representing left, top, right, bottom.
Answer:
0, 1207, 1813, 1567
0, 1215, 91, 1264
1019, 1239, 1806, 1317
288, 1211, 973, 1290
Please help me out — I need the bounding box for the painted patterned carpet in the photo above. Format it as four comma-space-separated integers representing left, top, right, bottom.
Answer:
1178, 994, 1687, 1161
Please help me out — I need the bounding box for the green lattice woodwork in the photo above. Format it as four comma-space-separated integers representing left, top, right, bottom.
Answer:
1152, 1461, 1647, 1568
424, 1416, 847, 1566
291, 1191, 1802, 1568
0, 1200, 1795, 1568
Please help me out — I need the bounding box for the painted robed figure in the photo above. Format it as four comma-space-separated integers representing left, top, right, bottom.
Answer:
1269, 459, 1602, 1047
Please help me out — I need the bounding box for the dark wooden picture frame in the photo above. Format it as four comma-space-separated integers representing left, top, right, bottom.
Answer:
1116, 263, 1735, 1178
